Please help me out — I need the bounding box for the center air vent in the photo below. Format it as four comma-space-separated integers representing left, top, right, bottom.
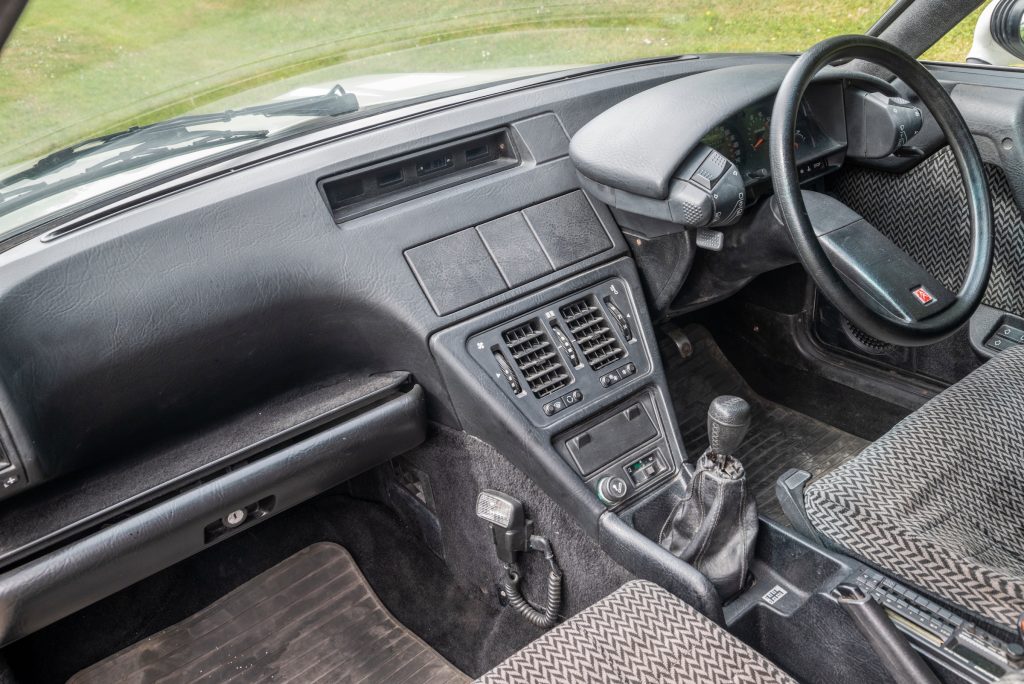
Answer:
560, 297, 625, 370
502, 320, 571, 398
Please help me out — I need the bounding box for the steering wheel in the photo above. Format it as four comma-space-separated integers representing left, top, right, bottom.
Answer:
770, 35, 993, 347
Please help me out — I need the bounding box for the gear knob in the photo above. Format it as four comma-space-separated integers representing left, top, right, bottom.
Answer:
707, 395, 751, 456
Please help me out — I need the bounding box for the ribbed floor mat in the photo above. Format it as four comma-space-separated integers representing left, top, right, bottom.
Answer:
70, 543, 469, 684
662, 326, 868, 522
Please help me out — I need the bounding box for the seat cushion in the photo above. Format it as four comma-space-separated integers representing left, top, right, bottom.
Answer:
476, 580, 794, 684
805, 345, 1024, 627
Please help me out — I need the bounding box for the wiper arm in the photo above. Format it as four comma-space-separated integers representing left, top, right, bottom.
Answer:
2, 85, 359, 188
86, 128, 270, 173
0, 129, 139, 188
145, 84, 359, 131
0, 128, 269, 218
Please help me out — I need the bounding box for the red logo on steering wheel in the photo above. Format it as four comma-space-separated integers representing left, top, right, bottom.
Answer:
912, 286, 935, 305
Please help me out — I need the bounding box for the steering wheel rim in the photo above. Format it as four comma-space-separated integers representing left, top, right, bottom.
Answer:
770, 34, 993, 347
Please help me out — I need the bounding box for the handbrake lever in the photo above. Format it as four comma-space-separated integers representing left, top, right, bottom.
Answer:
832, 583, 940, 684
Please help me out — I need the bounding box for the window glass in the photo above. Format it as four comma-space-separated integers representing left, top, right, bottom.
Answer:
0, 1, 894, 172
0, 1, 891, 235
924, 0, 1024, 66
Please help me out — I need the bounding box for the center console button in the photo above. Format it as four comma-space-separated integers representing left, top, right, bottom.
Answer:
597, 476, 629, 505
600, 369, 622, 387
563, 389, 583, 405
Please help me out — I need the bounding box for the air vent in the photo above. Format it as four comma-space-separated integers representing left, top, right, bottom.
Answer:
502, 320, 571, 398
560, 297, 625, 370
319, 129, 518, 222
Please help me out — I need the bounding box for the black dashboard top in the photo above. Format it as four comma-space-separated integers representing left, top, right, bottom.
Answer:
569, 63, 794, 201
568, 63, 889, 203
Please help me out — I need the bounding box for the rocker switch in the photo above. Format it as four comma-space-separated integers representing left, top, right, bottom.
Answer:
692, 151, 728, 189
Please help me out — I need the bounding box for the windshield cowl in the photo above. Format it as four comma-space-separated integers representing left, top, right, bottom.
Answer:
0, 141, 258, 237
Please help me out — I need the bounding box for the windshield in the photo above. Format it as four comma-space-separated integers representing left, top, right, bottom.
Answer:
0, 1, 901, 238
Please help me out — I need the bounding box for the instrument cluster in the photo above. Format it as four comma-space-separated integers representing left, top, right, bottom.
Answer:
700, 98, 837, 185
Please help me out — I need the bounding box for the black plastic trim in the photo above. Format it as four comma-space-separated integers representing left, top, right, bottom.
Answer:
598, 511, 723, 623
0, 373, 416, 572
866, 0, 916, 37
318, 128, 519, 222
0, 385, 427, 647
0, 0, 27, 54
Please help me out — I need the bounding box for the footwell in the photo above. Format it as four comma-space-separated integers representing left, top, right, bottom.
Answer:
662, 325, 868, 522
70, 543, 469, 684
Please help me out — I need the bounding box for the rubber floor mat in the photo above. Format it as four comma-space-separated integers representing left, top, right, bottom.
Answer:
662, 325, 868, 522
70, 542, 470, 684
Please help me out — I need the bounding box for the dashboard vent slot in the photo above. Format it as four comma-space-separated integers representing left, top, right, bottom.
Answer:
319, 128, 518, 222
560, 297, 624, 370
502, 320, 570, 398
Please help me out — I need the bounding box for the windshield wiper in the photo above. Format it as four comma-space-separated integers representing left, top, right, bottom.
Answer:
145, 84, 359, 131
1, 85, 359, 189
86, 129, 272, 174
0, 127, 271, 216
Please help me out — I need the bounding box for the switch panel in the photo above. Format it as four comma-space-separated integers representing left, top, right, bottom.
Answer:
625, 450, 666, 487
569, 393, 675, 507
986, 317, 1024, 353
544, 389, 583, 417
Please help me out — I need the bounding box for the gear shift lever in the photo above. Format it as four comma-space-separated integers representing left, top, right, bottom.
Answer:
660, 395, 757, 599
707, 396, 752, 456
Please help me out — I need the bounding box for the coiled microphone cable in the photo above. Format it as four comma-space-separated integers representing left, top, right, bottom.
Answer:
500, 534, 562, 629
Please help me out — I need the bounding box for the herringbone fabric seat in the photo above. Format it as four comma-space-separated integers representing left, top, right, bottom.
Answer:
805, 345, 1024, 628
475, 580, 794, 684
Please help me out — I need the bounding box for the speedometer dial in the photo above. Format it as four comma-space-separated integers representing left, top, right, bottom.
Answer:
794, 127, 817, 151
702, 125, 742, 165
744, 109, 771, 153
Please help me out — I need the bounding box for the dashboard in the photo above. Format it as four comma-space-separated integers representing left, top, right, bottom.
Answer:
700, 97, 843, 185
0, 53, 954, 649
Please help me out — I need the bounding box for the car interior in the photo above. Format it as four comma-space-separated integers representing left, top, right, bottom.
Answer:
2, 0, 1024, 682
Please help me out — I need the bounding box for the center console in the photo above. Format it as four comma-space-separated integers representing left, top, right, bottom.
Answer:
432, 253, 1024, 684
431, 256, 719, 619
431, 246, 1023, 684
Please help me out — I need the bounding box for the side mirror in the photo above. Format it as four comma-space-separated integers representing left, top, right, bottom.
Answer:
967, 0, 1024, 66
